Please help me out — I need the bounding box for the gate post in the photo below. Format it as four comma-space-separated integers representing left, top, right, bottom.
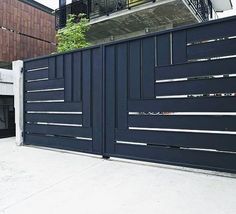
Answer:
13, 60, 24, 146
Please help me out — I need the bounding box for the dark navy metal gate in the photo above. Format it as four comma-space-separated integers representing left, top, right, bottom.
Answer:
24, 16, 236, 173
24, 46, 103, 154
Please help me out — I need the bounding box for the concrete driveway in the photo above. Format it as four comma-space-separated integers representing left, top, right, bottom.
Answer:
0, 137, 236, 214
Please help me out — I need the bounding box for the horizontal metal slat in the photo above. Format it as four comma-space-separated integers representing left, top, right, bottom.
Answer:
25, 134, 92, 153
25, 79, 64, 91
116, 129, 236, 152
187, 19, 236, 43
25, 69, 48, 81
115, 143, 236, 173
155, 58, 236, 80
187, 39, 236, 60
155, 77, 236, 96
25, 124, 92, 138
128, 115, 236, 131
25, 102, 82, 112
25, 113, 82, 125
25, 91, 64, 101
25, 59, 48, 71
128, 97, 236, 112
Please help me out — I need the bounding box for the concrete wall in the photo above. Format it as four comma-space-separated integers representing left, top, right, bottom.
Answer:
0, 69, 14, 96
0, 62, 23, 143
13, 61, 24, 145
0, 68, 14, 135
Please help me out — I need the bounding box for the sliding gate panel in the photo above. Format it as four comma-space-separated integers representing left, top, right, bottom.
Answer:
24, 47, 103, 154
23, 17, 236, 173
104, 17, 236, 173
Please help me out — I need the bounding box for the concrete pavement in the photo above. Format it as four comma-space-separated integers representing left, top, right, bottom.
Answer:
0, 137, 236, 214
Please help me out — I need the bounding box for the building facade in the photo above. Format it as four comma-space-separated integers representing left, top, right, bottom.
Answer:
0, 0, 56, 137
56, 0, 233, 44
0, 0, 56, 68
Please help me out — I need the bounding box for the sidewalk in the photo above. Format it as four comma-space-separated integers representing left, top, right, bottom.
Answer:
0, 137, 236, 214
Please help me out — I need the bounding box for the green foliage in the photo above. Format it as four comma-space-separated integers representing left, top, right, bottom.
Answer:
56, 14, 90, 53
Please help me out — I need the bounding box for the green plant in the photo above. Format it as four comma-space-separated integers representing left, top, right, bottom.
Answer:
56, 14, 90, 53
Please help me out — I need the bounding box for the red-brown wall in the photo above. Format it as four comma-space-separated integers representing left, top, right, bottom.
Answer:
0, 0, 56, 62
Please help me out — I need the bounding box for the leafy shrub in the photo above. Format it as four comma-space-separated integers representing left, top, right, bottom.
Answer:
56, 14, 90, 53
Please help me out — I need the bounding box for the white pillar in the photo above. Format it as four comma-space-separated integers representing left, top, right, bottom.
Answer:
13, 60, 24, 146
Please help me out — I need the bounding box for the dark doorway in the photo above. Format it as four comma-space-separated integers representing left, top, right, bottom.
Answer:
0, 96, 15, 138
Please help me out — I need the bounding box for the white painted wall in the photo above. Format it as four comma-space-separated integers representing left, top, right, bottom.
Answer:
0, 69, 14, 130
0, 61, 23, 144
0, 62, 23, 144
211, 0, 233, 12
13, 61, 24, 146
0, 68, 14, 96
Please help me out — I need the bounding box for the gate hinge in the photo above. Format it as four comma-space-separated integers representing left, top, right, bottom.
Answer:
21, 68, 24, 73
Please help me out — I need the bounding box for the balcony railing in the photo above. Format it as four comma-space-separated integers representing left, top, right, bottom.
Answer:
55, 0, 214, 29
185, 0, 215, 22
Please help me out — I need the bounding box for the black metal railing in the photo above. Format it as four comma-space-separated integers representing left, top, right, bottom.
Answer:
186, 0, 214, 21
55, 0, 214, 29
56, 1, 90, 29
55, 0, 154, 29
89, 0, 153, 19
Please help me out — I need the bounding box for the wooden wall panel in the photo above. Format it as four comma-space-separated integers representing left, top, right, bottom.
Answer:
0, 0, 56, 62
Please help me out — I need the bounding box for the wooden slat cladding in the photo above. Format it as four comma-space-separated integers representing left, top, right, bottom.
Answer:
0, 0, 55, 62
